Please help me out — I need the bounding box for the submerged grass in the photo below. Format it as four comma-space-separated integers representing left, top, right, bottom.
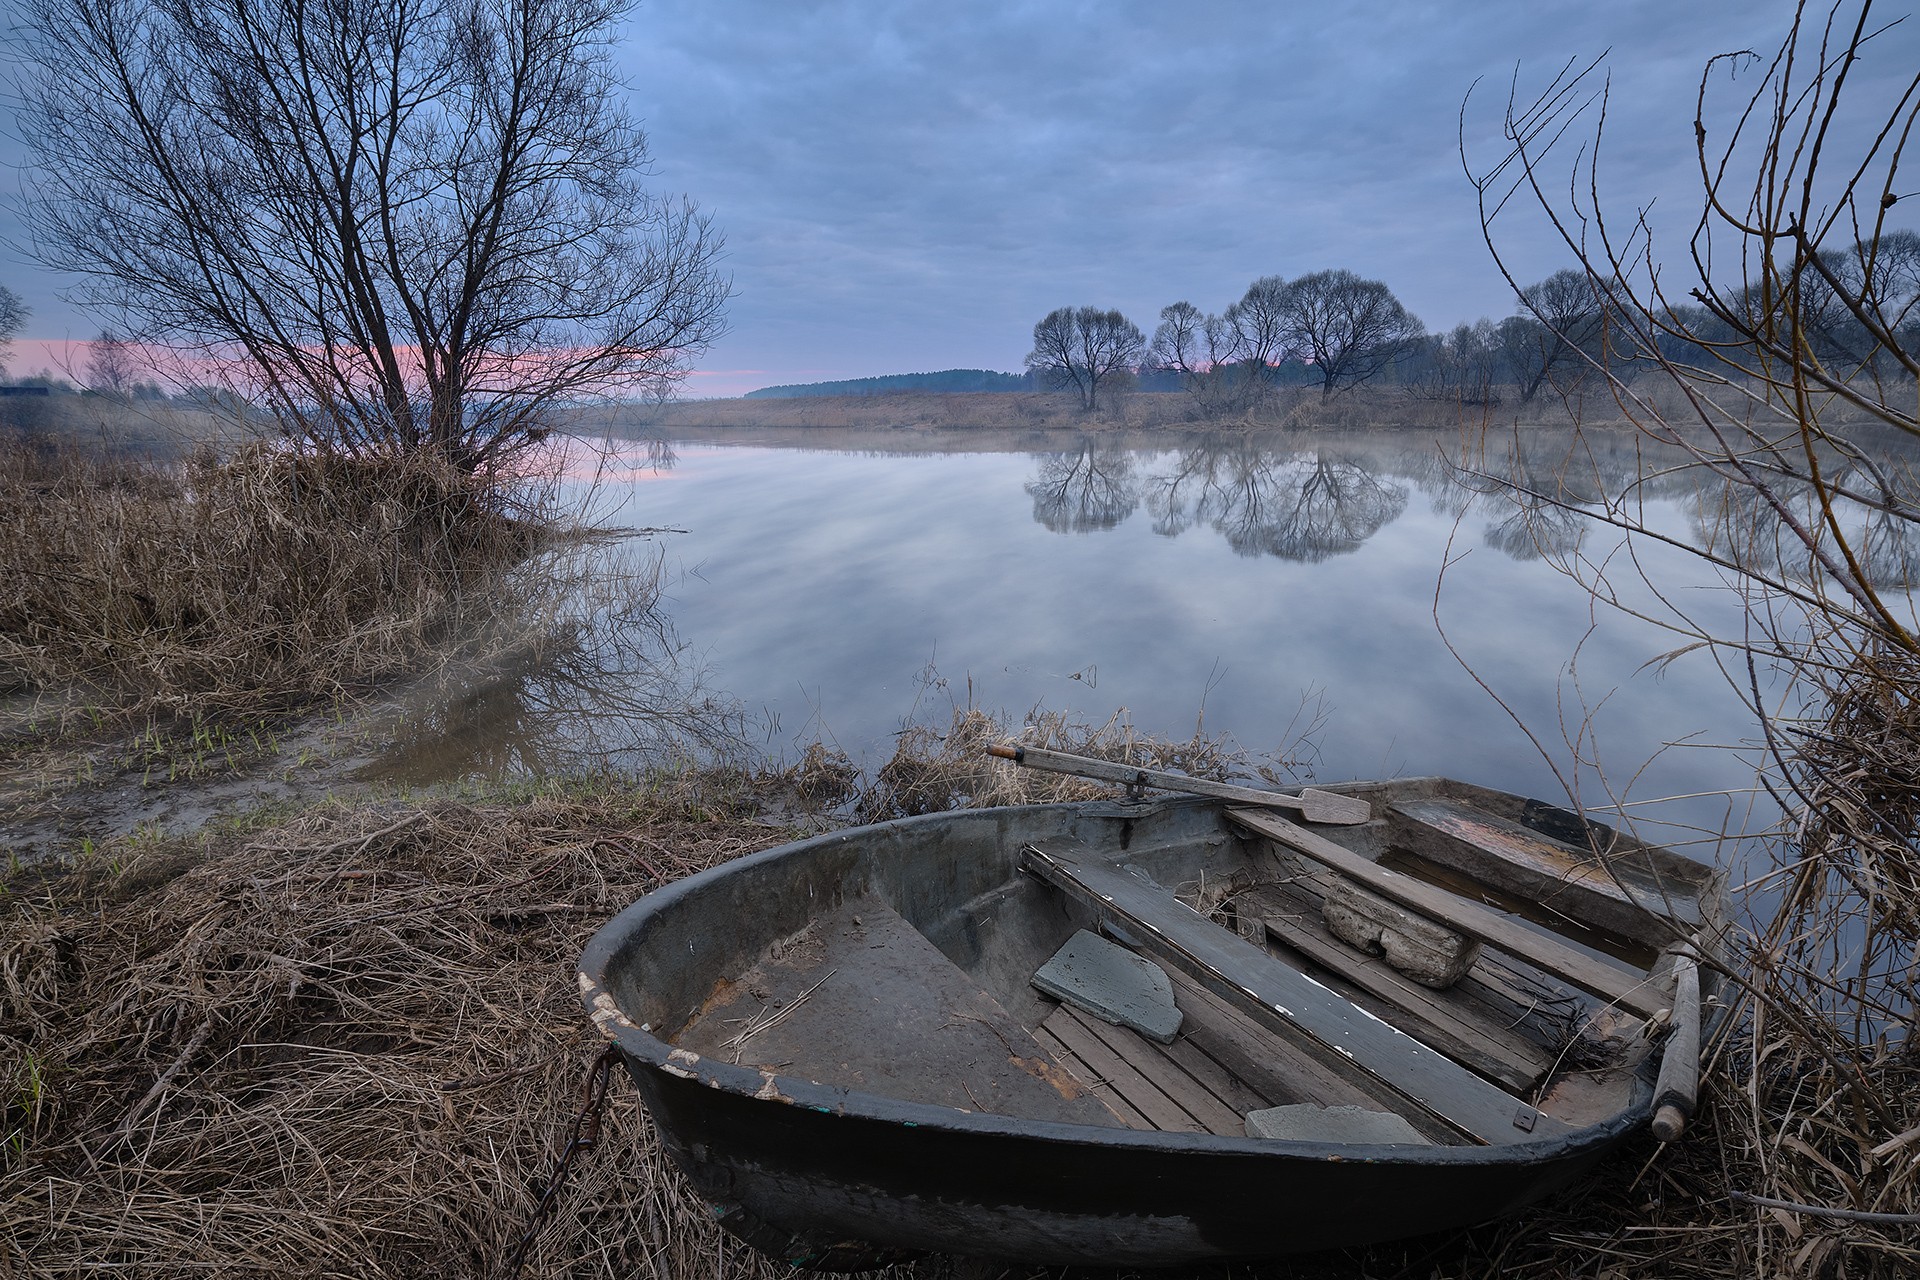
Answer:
0, 435, 558, 722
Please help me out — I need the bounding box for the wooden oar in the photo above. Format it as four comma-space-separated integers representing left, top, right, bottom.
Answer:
984, 743, 1371, 825
1650, 950, 1702, 1143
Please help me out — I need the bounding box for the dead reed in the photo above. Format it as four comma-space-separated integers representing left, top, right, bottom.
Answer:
0, 781, 870, 1280
855, 704, 1311, 822
0, 435, 561, 720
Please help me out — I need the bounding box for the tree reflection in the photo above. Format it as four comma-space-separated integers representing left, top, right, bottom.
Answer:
1026, 439, 1140, 532
1484, 492, 1589, 561
1400, 434, 1618, 563
1693, 461, 1920, 590
361, 541, 748, 782
1478, 443, 1603, 562
1146, 438, 1408, 561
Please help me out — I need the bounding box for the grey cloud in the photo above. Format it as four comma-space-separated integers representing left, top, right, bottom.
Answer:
3, 0, 1911, 391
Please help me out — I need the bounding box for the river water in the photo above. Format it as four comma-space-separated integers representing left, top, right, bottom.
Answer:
377, 427, 1821, 857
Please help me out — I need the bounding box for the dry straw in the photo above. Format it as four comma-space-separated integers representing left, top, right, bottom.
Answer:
1, 785, 848, 1280
0, 437, 563, 720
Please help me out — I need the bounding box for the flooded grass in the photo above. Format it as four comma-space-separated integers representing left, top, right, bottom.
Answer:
0, 436, 554, 721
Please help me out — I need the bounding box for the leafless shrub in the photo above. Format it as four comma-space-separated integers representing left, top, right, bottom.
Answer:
1460, 3, 1920, 1272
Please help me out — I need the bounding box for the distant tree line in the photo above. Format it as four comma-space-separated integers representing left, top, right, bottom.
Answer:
1019, 254, 1901, 416
746, 369, 1029, 398
1027, 271, 1427, 413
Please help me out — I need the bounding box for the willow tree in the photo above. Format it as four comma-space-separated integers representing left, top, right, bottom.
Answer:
1026, 306, 1144, 411
19, 0, 727, 470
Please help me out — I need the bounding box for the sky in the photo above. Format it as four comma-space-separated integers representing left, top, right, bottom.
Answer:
2, 0, 1915, 397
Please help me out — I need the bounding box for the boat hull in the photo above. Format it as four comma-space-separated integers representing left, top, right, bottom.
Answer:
580, 788, 1701, 1267
623, 1044, 1646, 1267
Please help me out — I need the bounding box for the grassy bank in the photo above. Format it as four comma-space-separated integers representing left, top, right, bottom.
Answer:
3, 699, 1889, 1280
588, 379, 1899, 438
1, 778, 802, 1279
1, 758, 1866, 1280
0, 438, 555, 721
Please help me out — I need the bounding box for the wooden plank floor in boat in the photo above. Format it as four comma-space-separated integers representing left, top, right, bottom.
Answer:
675, 897, 1121, 1127
1031, 969, 1467, 1142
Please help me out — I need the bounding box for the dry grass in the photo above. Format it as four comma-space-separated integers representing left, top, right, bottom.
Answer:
10, 721, 1913, 1279
855, 704, 1316, 822
0, 436, 559, 719
0, 780, 863, 1280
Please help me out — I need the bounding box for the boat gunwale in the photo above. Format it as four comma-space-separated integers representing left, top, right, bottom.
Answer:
579, 793, 1689, 1167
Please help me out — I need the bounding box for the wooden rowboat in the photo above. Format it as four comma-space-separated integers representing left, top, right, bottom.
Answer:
578, 775, 1725, 1268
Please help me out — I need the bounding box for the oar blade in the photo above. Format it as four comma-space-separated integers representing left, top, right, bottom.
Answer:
1294, 788, 1372, 826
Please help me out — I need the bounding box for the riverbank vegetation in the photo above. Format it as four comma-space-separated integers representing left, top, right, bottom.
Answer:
0, 712, 1312, 1280
1, 438, 555, 719
1457, 3, 1920, 1273
6, 0, 1920, 1277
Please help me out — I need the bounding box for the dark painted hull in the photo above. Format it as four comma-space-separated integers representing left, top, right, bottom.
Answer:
624, 1047, 1648, 1268
579, 789, 1696, 1268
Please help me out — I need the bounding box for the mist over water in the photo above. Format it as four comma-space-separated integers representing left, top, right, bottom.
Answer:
372, 425, 1920, 864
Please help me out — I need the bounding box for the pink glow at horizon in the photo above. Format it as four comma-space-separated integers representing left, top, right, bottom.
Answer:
6, 336, 772, 399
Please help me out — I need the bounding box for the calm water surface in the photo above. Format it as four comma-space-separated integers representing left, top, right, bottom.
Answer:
405, 428, 1785, 855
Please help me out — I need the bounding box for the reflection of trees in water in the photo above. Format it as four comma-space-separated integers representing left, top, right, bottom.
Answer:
1484, 492, 1588, 560
1694, 465, 1920, 589
1026, 439, 1139, 532
1385, 434, 1613, 562
1474, 443, 1605, 562
363, 542, 747, 782
1146, 438, 1407, 561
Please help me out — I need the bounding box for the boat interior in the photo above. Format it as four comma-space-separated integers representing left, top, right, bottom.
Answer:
635, 778, 1721, 1148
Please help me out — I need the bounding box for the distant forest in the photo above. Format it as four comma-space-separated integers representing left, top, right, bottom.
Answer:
745, 369, 1029, 398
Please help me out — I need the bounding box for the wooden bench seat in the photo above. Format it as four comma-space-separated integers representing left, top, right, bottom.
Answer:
1022, 838, 1564, 1145
1226, 808, 1669, 1020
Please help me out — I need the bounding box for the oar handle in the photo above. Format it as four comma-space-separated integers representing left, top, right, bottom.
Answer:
985, 743, 1370, 824
1650, 951, 1702, 1142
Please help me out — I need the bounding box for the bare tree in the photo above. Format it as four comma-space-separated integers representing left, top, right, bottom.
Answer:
1277, 270, 1424, 398
19, 0, 728, 470
1411, 319, 1505, 405
1224, 275, 1292, 370
1150, 300, 1207, 377
1506, 269, 1606, 402
0, 286, 26, 379
1025, 306, 1144, 411
85, 329, 135, 398
1149, 282, 1287, 419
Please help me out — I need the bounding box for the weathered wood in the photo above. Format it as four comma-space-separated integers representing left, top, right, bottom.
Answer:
1024, 839, 1562, 1144
987, 743, 1370, 824
1260, 909, 1552, 1093
1163, 971, 1390, 1111
1040, 1005, 1209, 1134
1033, 1025, 1148, 1129
1157, 1022, 1274, 1120
1650, 952, 1702, 1142
1051, 1005, 1248, 1136
1389, 799, 1703, 948
1227, 808, 1667, 1020
1321, 878, 1482, 988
